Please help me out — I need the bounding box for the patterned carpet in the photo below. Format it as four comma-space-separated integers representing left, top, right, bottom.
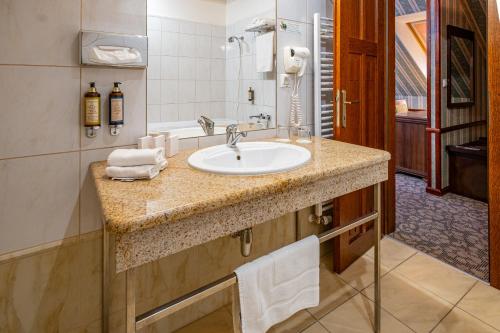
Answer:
390, 173, 489, 281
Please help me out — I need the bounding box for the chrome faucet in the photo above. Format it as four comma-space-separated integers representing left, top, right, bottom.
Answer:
249, 113, 271, 129
198, 116, 215, 136
226, 124, 247, 148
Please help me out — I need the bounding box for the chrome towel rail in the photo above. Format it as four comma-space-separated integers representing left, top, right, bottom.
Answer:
132, 183, 382, 332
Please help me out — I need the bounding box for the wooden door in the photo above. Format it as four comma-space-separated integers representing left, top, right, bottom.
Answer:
488, 0, 500, 289
333, 0, 387, 272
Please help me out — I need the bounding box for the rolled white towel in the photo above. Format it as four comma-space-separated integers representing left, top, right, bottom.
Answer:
107, 148, 164, 167
106, 164, 160, 180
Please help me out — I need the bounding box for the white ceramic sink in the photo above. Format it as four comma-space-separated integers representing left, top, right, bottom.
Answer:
188, 141, 311, 175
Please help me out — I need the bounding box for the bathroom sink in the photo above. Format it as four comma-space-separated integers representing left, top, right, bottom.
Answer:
187, 141, 311, 175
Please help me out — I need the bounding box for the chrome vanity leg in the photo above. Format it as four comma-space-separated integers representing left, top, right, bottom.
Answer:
103, 225, 110, 333
374, 183, 382, 333
126, 268, 136, 333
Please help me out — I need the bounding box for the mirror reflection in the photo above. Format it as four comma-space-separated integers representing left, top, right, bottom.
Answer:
147, 0, 277, 139
447, 25, 475, 108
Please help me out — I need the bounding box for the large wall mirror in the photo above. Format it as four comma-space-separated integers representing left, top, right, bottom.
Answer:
447, 25, 475, 108
146, 0, 277, 139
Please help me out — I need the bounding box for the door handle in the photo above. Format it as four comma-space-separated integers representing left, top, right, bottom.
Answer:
341, 89, 359, 128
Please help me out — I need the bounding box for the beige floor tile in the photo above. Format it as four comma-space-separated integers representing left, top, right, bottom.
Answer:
457, 282, 500, 330
433, 307, 499, 333
268, 310, 317, 333
301, 322, 329, 333
362, 272, 453, 333
308, 255, 358, 319
319, 294, 413, 333
365, 237, 417, 270
174, 307, 233, 333
224, 301, 316, 333
393, 253, 477, 304
339, 255, 389, 291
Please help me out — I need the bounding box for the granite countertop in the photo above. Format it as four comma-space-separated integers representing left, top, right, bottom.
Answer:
91, 137, 391, 235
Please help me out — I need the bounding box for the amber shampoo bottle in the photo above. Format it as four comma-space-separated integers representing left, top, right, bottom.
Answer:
109, 82, 124, 135
84, 82, 101, 138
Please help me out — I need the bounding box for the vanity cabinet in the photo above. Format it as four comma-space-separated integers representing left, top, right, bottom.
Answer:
395, 111, 427, 178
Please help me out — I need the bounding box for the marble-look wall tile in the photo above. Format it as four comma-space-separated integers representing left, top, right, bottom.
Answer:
0, 152, 79, 255
0, 0, 80, 66
81, 68, 147, 150
80, 146, 136, 234
0, 211, 307, 332
82, 0, 147, 35
0, 239, 81, 332
0, 66, 80, 159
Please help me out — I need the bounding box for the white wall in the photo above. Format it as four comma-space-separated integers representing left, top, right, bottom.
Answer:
226, 0, 275, 25
148, 0, 226, 25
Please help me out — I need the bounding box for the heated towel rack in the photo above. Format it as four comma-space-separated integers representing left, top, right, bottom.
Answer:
313, 13, 335, 139
313, 13, 335, 218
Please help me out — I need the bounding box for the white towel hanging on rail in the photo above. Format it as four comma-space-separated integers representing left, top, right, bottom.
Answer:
234, 235, 320, 333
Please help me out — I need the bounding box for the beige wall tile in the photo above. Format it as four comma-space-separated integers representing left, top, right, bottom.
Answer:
320, 294, 413, 333
0, 66, 80, 159
393, 253, 477, 304
80, 146, 135, 233
82, 0, 147, 35
0, 153, 79, 254
433, 308, 499, 333
0, 0, 80, 66
458, 282, 500, 330
0, 240, 81, 332
81, 68, 147, 150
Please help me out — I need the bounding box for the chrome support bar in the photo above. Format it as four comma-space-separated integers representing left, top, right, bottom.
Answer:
108, 182, 383, 333
374, 183, 382, 333
136, 275, 237, 330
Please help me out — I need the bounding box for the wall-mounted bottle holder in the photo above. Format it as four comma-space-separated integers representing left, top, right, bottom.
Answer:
80, 31, 148, 68
86, 126, 100, 138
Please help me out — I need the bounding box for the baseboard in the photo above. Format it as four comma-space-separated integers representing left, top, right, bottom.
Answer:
426, 186, 450, 196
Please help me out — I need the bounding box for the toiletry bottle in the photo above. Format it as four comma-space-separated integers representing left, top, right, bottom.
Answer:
84, 82, 101, 138
109, 82, 124, 136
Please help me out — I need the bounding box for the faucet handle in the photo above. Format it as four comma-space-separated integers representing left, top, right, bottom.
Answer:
226, 124, 238, 133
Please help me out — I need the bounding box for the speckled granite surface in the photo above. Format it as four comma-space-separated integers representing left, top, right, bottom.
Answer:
91, 138, 390, 271
91, 138, 390, 234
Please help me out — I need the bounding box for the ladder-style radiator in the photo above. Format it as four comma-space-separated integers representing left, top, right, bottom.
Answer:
313, 13, 335, 139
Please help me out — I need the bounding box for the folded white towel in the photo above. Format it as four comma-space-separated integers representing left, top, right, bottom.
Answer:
105, 164, 160, 181
234, 235, 319, 333
159, 158, 168, 171
256, 31, 275, 73
246, 17, 276, 30
107, 148, 164, 167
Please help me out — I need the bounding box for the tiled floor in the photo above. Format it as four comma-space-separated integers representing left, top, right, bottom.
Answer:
175, 238, 500, 333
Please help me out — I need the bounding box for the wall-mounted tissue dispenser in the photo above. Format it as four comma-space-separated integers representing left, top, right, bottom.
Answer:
80, 31, 148, 68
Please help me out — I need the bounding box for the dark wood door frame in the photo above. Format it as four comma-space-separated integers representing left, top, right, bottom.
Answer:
426, 0, 443, 195
385, 0, 396, 234
488, 0, 500, 289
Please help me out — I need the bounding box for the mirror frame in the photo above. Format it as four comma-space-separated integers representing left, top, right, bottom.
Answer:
446, 25, 475, 109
